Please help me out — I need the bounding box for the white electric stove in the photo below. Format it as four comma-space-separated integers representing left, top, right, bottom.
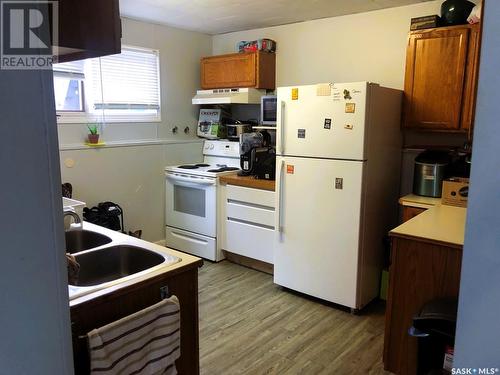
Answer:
164, 140, 240, 261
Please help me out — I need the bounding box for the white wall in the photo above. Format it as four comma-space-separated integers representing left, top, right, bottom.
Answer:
454, 1, 500, 366
59, 18, 211, 242
61, 141, 202, 242
213, 1, 443, 89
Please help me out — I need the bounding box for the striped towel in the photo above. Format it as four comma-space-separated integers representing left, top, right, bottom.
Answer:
88, 296, 181, 375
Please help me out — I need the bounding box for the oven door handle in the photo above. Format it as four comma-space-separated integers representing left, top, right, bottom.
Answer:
166, 174, 216, 186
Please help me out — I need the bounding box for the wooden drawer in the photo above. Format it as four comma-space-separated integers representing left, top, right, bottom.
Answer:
226, 185, 275, 208
225, 219, 274, 264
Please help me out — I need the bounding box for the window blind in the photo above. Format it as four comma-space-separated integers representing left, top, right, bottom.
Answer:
90, 47, 160, 111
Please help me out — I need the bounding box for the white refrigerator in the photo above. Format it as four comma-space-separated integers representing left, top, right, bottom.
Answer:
274, 82, 402, 310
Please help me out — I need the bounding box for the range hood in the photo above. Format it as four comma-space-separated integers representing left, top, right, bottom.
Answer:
192, 88, 265, 105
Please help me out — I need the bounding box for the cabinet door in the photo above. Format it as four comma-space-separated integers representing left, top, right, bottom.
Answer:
201, 53, 256, 89
403, 27, 470, 131
56, 0, 121, 63
460, 24, 481, 135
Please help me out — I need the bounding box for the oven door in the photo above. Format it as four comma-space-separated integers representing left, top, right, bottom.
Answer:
165, 172, 216, 237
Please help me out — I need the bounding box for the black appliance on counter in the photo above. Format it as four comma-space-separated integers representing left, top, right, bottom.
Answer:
238, 132, 276, 180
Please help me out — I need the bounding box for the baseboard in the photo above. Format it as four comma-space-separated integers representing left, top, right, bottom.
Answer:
223, 250, 274, 275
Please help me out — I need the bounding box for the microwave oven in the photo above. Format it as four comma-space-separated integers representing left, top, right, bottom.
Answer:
260, 95, 277, 126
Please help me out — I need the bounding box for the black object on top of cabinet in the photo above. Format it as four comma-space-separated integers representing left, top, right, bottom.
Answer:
52, 0, 122, 63
441, 0, 475, 26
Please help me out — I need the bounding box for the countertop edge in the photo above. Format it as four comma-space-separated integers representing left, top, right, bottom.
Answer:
389, 232, 463, 249
219, 175, 276, 191
70, 258, 203, 308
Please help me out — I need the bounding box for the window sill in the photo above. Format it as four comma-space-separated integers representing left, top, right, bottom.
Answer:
59, 138, 203, 151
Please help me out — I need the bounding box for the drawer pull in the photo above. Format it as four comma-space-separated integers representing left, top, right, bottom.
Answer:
227, 217, 274, 230
171, 230, 208, 245
227, 199, 274, 211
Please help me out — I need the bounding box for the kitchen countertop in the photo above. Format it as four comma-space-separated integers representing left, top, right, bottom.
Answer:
390, 204, 467, 248
399, 194, 442, 209
220, 174, 275, 191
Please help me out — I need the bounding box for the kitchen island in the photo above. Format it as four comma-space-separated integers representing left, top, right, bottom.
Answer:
384, 204, 466, 374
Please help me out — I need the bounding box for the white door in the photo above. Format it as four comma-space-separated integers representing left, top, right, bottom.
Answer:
274, 156, 364, 308
165, 173, 216, 237
276, 82, 369, 160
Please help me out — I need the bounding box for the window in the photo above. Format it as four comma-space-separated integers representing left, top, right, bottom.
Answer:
53, 61, 85, 112
53, 46, 161, 123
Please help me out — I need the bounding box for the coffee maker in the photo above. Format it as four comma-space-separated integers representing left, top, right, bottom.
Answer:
238, 132, 276, 180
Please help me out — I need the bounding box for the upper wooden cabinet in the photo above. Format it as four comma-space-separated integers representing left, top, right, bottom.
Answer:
402, 24, 480, 134
53, 0, 122, 63
201, 51, 276, 90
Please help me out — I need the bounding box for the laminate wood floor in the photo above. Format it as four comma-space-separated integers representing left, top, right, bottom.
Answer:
198, 260, 391, 375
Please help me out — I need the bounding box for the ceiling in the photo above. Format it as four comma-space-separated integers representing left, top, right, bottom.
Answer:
119, 0, 435, 35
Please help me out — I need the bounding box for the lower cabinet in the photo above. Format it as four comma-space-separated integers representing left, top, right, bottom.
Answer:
383, 236, 462, 374
70, 264, 201, 375
220, 184, 275, 264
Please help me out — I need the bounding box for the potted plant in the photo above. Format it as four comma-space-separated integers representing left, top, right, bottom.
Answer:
87, 123, 99, 144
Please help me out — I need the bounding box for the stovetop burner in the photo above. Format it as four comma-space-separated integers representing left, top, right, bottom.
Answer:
207, 167, 239, 173
178, 165, 199, 169
166, 163, 239, 177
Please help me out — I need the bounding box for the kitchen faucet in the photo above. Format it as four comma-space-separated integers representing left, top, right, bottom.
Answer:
63, 208, 83, 231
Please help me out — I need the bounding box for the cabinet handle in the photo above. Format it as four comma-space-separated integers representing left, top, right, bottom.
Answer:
171, 230, 207, 245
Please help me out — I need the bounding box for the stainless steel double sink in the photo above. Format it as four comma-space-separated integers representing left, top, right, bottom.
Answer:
67, 223, 181, 300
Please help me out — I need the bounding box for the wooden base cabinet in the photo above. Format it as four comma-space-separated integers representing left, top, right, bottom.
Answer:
402, 24, 480, 134
70, 263, 201, 375
201, 51, 276, 90
383, 237, 462, 374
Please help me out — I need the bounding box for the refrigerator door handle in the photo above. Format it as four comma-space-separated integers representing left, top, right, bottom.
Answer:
280, 100, 285, 155
277, 159, 285, 238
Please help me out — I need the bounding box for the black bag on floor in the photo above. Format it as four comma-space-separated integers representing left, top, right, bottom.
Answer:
83, 201, 124, 232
